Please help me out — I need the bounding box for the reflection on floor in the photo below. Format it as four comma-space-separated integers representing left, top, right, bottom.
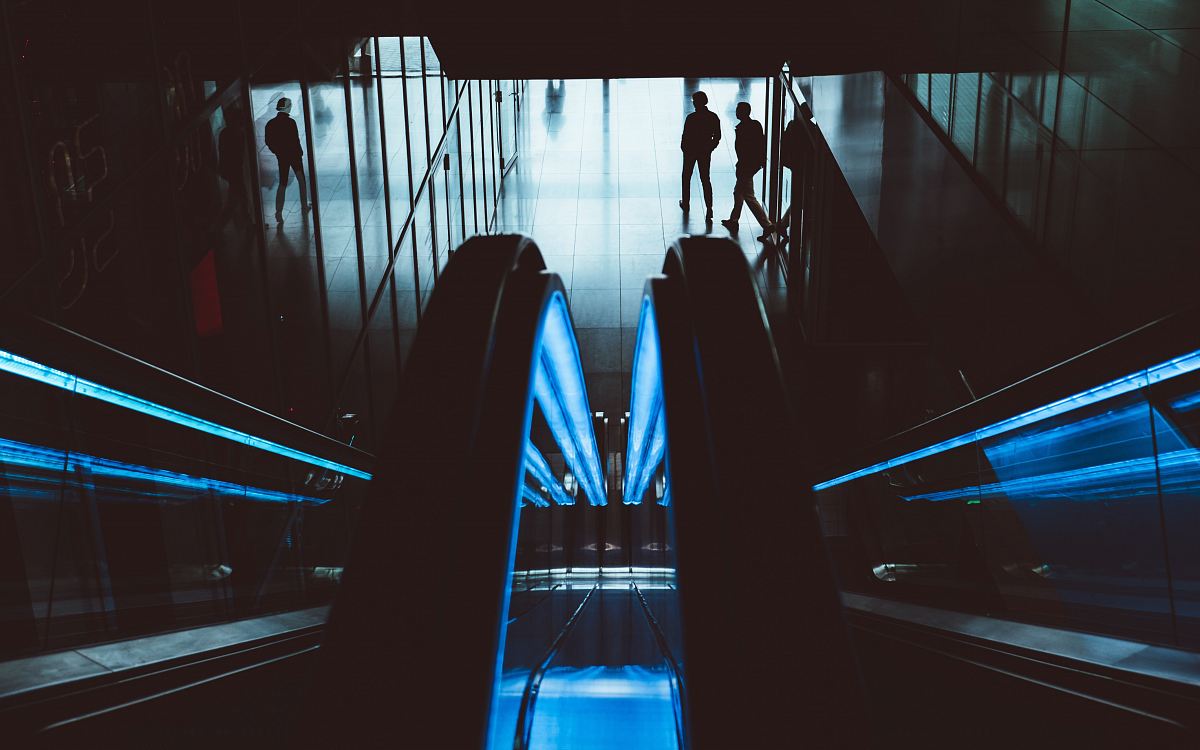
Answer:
494, 573, 684, 750
494, 78, 788, 417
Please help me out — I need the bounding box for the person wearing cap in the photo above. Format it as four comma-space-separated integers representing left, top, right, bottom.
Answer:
264, 97, 310, 224
679, 90, 721, 221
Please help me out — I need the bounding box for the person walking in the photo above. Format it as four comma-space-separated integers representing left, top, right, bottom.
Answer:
721, 101, 774, 240
264, 97, 310, 224
679, 90, 721, 220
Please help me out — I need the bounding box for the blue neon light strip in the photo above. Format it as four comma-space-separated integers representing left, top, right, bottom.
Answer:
533, 293, 607, 506
524, 439, 574, 506
899, 447, 1200, 504
1, 436, 331, 505
0, 349, 372, 481
521, 483, 551, 508
813, 348, 1200, 492
624, 298, 667, 506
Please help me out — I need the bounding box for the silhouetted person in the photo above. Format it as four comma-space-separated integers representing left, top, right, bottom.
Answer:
775, 102, 816, 243
264, 97, 310, 224
721, 101, 774, 240
679, 90, 721, 220
217, 106, 252, 229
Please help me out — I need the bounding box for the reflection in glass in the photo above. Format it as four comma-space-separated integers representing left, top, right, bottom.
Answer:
814, 347, 1200, 646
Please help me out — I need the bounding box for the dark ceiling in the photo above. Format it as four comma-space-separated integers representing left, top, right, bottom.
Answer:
10, 0, 1077, 84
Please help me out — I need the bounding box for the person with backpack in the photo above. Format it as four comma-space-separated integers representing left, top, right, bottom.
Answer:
721, 101, 774, 241
264, 97, 310, 224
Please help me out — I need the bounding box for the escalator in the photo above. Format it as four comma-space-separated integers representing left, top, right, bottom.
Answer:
5, 226, 1197, 748
309, 234, 864, 748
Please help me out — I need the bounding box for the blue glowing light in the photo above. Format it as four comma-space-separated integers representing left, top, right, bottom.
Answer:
624, 298, 667, 506
521, 483, 552, 508
0, 349, 372, 481
499, 666, 677, 750
532, 293, 607, 506
813, 347, 1200, 492
524, 440, 575, 506
0, 435, 331, 505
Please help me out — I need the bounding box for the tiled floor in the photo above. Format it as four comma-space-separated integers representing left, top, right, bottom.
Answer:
492, 78, 787, 416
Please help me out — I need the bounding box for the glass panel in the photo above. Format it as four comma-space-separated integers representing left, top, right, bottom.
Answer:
977, 391, 1172, 644
250, 81, 334, 431
0, 355, 368, 658
929, 74, 952, 132
950, 72, 980, 165
306, 80, 361, 378
1152, 370, 1200, 648
911, 73, 930, 108
405, 37, 431, 170
181, 93, 278, 415
423, 38, 445, 134
1003, 99, 1042, 228
443, 118, 466, 250
378, 37, 414, 249
975, 73, 1009, 191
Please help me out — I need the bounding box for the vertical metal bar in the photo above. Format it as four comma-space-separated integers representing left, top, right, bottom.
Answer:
372, 36, 402, 368
455, 110, 468, 240
477, 82, 490, 231
761, 76, 771, 199
399, 38, 422, 321
487, 80, 499, 220
1042, 0, 1072, 248
467, 81, 481, 234
420, 38, 439, 283
768, 73, 784, 225
972, 73, 983, 168
301, 81, 337, 421
496, 82, 506, 167
341, 54, 378, 445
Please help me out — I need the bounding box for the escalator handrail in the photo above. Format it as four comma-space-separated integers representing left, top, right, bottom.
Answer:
512, 583, 598, 750
813, 305, 1200, 488
0, 307, 372, 477
644, 235, 866, 747
308, 234, 589, 749
631, 582, 688, 750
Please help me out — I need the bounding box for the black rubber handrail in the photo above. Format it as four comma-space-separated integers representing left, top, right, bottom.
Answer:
513, 584, 598, 750
311, 235, 579, 748
632, 582, 688, 750
648, 236, 865, 747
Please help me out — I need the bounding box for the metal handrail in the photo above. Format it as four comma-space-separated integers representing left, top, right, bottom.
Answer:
512, 584, 598, 750
0, 308, 373, 476
633, 582, 689, 750
812, 305, 1200, 487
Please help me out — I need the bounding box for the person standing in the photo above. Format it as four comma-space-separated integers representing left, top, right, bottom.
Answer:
721, 101, 774, 241
264, 97, 310, 224
679, 90, 721, 220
